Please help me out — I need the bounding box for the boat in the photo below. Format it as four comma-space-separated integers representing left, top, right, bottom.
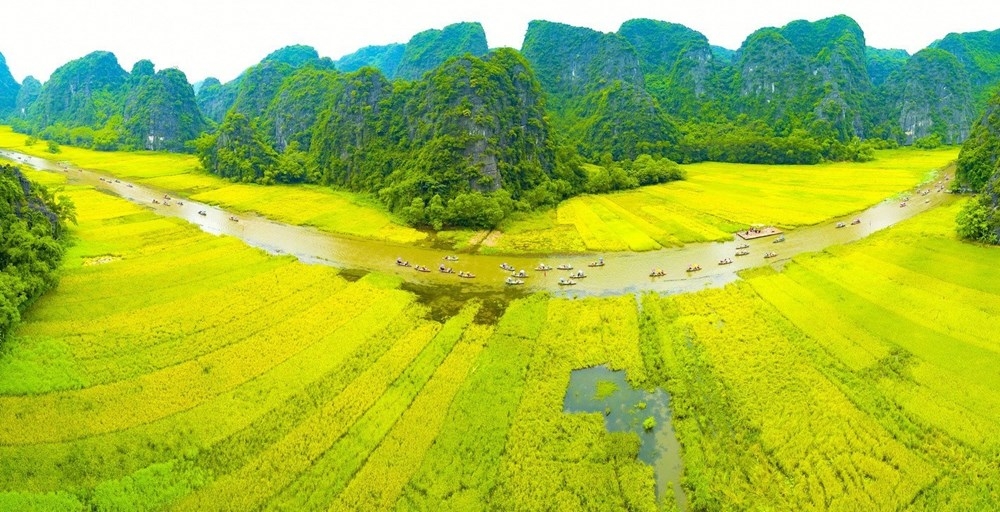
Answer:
764, 252, 777, 259
736, 243, 749, 250
851, 218, 861, 225
512, 270, 528, 278
414, 265, 431, 273
197, 210, 207, 216
395, 258, 410, 267
557, 278, 577, 286
649, 269, 666, 277
686, 264, 702, 272
443, 255, 459, 261
535, 264, 552, 271
588, 258, 605, 268
229, 216, 239, 222
899, 201, 907, 208
718, 259, 733, 265
557, 264, 573, 270
735, 250, 750, 256
835, 222, 846, 228
773, 236, 785, 243
438, 265, 454, 274
570, 270, 587, 279
458, 271, 475, 279
505, 277, 525, 285
500, 263, 515, 271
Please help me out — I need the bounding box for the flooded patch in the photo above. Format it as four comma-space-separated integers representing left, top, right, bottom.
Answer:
82, 255, 122, 266
564, 365, 686, 509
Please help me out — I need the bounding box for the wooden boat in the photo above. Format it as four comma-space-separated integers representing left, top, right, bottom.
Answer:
764, 252, 777, 259
557, 264, 573, 270
649, 269, 666, 277
686, 265, 702, 272
443, 255, 459, 261
773, 236, 785, 243
557, 278, 577, 286
735, 250, 750, 256
414, 265, 431, 273
505, 277, 524, 285
535, 264, 552, 271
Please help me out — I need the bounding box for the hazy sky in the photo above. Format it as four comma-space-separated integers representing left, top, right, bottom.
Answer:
1, 0, 996, 83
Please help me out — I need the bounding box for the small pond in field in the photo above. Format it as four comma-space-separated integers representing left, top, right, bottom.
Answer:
563, 365, 686, 510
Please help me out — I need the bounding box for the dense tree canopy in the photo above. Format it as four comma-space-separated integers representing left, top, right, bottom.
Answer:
0, 164, 74, 341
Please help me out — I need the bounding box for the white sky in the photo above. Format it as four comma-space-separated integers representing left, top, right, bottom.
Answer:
0, 0, 996, 83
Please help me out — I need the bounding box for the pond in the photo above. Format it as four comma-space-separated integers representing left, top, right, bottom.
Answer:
563, 365, 686, 510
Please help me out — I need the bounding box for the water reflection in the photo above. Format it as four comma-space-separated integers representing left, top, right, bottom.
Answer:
564, 366, 685, 509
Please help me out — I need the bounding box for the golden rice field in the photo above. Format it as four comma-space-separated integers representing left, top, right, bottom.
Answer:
486, 149, 958, 253
2, 159, 998, 509
0, 126, 426, 244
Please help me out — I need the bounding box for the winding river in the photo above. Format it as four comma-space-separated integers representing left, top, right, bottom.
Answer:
3, 149, 956, 296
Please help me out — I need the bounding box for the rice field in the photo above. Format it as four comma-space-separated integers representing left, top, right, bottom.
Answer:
487, 148, 958, 253
0, 126, 426, 244
1, 157, 998, 509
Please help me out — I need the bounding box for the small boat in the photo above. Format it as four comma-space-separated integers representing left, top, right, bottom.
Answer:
718, 259, 733, 265
835, 222, 846, 228
773, 236, 785, 243
686, 264, 702, 272
438, 265, 454, 274
505, 277, 525, 285
764, 252, 777, 259
649, 269, 666, 277
164, 194, 171, 200
114, 179, 120, 183
570, 270, 587, 279
414, 265, 431, 273
395, 258, 410, 267
899, 202, 907, 208
535, 264, 552, 271
850, 218, 861, 225
197, 210, 207, 216
229, 216, 239, 222
557, 264, 573, 270
458, 271, 475, 279
177, 201, 184, 206
736, 243, 749, 250
557, 278, 577, 286
500, 263, 515, 271
512, 270, 529, 278
126, 184, 133, 188
588, 258, 605, 268
443, 255, 459, 261
735, 250, 750, 256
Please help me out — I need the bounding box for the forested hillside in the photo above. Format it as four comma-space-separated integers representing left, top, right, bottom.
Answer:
956, 87, 1000, 243
11, 51, 205, 151
2, 16, 1000, 229
0, 164, 74, 341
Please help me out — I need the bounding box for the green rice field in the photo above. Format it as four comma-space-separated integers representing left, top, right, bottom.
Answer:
487, 149, 957, 253
1, 153, 998, 509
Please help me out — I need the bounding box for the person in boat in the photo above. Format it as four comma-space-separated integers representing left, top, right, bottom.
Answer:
516, 270, 527, 278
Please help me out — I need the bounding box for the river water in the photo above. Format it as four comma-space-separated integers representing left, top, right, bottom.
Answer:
3, 149, 955, 297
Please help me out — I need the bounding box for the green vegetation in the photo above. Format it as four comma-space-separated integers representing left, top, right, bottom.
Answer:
956, 87, 1000, 243
1, 159, 999, 509
12, 51, 206, 152
0, 163, 74, 341
484, 148, 955, 253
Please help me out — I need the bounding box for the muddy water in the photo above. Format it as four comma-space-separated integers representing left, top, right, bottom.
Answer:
564, 366, 685, 508
2, 149, 956, 296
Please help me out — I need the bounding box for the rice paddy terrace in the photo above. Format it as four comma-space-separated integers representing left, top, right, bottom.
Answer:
1, 143, 998, 510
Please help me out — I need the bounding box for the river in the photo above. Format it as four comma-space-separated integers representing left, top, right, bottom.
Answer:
2, 149, 956, 297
